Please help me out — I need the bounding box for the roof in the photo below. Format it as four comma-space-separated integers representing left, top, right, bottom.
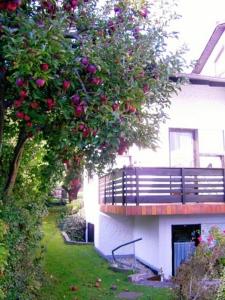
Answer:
192, 23, 225, 74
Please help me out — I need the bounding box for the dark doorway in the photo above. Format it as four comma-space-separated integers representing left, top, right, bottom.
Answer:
172, 224, 201, 275
87, 223, 94, 243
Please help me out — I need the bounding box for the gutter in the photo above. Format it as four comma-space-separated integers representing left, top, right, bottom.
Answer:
170, 73, 225, 87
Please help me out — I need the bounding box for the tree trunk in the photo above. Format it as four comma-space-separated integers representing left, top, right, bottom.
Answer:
4, 129, 28, 197
0, 84, 4, 157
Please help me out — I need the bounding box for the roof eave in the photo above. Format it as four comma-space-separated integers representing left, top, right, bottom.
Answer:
170, 73, 225, 87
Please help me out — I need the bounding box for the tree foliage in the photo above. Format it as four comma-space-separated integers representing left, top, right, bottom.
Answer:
0, 0, 185, 195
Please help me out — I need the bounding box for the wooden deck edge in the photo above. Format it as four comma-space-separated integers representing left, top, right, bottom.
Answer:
100, 203, 225, 216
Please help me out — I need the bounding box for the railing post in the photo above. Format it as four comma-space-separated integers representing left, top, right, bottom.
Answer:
135, 168, 139, 206
104, 175, 107, 204
223, 168, 225, 202
112, 171, 115, 205
122, 168, 126, 205
99, 177, 101, 204
181, 168, 186, 204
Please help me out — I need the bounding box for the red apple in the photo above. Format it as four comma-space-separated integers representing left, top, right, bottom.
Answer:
112, 102, 120, 111
81, 57, 89, 66
40, 63, 49, 71
63, 80, 71, 90
70, 0, 78, 8
14, 100, 23, 108
74, 105, 84, 117
78, 124, 85, 131
16, 78, 25, 87
7, 1, 18, 11
36, 78, 45, 87
90, 77, 102, 85
82, 127, 90, 138
71, 94, 80, 105
86, 64, 97, 74
30, 102, 39, 109
100, 95, 108, 104
70, 285, 78, 291
24, 114, 30, 121
16, 111, 25, 119
19, 90, 28, 98
46, 98, 55, 109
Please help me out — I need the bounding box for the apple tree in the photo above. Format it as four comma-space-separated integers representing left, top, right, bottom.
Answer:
0, 0, 186, 297
0, 0, 185, 197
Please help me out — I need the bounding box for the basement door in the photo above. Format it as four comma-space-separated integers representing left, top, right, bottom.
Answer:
172, 224, 201, 275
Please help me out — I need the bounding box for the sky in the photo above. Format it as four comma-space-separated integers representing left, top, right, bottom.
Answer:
98, 0, 225, 74
175, 0, 225, 66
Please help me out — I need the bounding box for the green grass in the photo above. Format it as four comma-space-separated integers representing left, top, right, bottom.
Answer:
39, 208, 173, 300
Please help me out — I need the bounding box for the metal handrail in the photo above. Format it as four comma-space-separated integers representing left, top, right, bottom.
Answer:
112, 238, 142, 266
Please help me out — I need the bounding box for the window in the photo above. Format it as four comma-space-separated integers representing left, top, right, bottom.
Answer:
169, 128, 225, 168
199, 129, 225, 168
200, 155, 224, 168
169, 129, 197, 167
199, 130, 224, 154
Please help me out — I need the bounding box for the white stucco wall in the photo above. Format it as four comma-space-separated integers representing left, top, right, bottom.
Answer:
95, 213, 134, 256
133, 216, 159, 270
158, 214, 225, 278
83, 174, 99, 225
129, 84, 225, 167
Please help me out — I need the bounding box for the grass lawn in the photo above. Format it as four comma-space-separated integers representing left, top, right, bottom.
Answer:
39, 208, 174, 300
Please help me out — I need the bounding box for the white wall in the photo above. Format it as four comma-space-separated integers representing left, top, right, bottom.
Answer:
83, 174, 99, 225
129, 84, 225, 167
133, 216, 159, 270
95, 213, 134, 256
158, 214, 225, 278
90, 209, 225, 277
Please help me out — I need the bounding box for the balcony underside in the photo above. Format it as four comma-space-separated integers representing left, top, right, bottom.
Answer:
100, 203, 225, 216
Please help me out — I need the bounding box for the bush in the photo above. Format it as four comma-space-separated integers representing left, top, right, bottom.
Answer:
0, 219, 8, 299
173, 226, 225, 300
61, 214, 86, 242
0, 201, 45, 300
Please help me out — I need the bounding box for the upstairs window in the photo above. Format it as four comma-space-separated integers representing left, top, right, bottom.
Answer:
199, 129, 224, 168
169, 128, 225, 168
169, 129, 197, 167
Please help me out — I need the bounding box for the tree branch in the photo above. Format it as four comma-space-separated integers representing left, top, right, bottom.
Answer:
74, 69, 90, 100
0, 83, 5, 157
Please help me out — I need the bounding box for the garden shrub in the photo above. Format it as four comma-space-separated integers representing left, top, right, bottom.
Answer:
0, 218, 8, 299
0, 139, 60, 299
173, 226, 225, 300
217, 268, 225, 300
61, 213, 86, 242
0, 201, 45, 300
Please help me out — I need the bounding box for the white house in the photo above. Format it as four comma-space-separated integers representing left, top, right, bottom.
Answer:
84, 24, 225, 279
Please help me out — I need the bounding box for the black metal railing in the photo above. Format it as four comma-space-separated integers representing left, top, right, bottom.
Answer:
111, 238, 142, 270
99, 167, 225, 205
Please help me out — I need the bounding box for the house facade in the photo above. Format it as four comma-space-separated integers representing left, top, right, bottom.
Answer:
84, 25, 225, 279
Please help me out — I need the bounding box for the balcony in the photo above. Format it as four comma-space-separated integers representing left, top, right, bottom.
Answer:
99, 167, 225, 216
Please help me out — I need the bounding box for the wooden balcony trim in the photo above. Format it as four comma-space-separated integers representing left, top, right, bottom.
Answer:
100, 203, 225, 216
99, 167, 225, 206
